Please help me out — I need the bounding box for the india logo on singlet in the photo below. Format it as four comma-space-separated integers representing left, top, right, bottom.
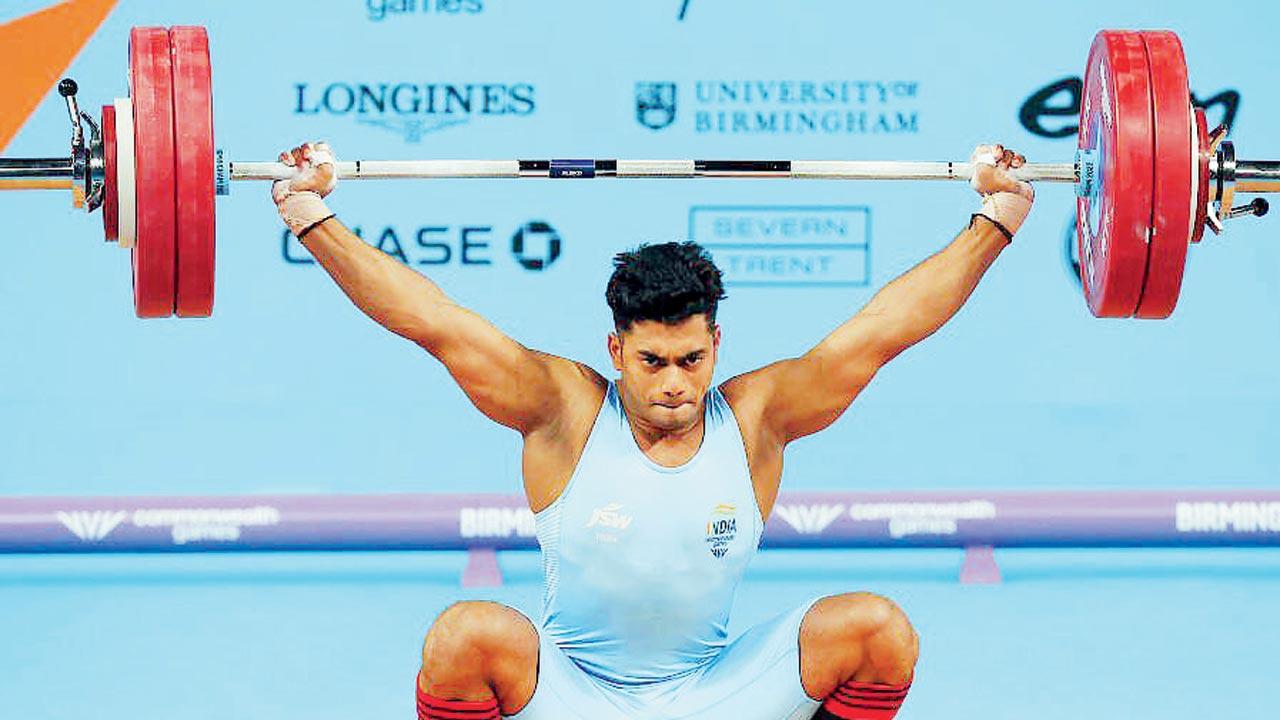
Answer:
705, 503, 738, 559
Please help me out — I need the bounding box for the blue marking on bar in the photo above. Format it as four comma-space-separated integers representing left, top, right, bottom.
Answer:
550, 159, 595, 178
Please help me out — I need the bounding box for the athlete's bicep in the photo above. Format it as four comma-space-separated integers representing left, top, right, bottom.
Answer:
727, 339, 882, 446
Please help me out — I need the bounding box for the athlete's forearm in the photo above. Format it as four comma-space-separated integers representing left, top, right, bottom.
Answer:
298, 217, 449, 340
857, 216, 1009, 362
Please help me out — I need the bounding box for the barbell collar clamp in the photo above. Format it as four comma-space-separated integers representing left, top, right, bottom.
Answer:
1224, 197, 1269, 220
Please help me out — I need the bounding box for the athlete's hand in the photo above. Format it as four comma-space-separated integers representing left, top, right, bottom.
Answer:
969, 143, 1034, 239
272, 141, 337, 199
271, 141, 337, 237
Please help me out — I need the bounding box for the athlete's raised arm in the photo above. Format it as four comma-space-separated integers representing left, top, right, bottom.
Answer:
271, 142, 598, 435
726, 144, 1035, 446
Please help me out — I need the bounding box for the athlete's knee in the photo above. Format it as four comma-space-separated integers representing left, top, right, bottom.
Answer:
419, 602, 539, 714
421, 601, 535, 683
823, 592, 919, 677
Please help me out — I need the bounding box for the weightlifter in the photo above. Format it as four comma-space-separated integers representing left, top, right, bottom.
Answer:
270, 141, 1034, 719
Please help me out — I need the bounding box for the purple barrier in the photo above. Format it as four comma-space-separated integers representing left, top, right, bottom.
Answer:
1, 490, 1279, 554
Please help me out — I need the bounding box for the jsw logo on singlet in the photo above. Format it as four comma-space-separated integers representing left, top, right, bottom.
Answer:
586, 503, 633, 530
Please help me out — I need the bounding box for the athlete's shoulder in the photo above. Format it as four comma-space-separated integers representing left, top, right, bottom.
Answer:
534, 358, 611, 445
718, 361, 787, 416
567, 360, 609, 406
528, 352, 608, 403
717, 363, 794, 457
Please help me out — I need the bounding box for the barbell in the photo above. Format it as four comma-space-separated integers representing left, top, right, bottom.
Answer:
0, 26, 1276, 319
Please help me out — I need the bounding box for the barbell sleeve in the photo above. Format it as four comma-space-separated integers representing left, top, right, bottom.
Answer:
1229, 160, 1280, 195
0, 157, 75, 180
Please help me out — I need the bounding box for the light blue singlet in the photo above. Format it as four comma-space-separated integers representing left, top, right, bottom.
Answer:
512, 381, 823, 720
534, 380, 765, 686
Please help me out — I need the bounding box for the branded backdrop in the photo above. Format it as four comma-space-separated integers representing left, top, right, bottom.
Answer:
1, 0, 1276, 498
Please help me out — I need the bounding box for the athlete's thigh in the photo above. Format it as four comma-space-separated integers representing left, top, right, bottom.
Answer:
666, 596, 826, 720
507, 622, 637, 720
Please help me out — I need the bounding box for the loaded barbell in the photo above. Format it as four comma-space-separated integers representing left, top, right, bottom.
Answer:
0, 27, 1276, 318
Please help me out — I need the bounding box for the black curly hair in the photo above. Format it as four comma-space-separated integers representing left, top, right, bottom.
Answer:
606, 241, 727, 333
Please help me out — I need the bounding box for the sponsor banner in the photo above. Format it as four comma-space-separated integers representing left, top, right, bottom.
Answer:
1019, 76, 1240, 141
364, 0, 486, 22
639, 79, 922, 136
1175, 502, 1280, 534
766, 491, 1280, 548
293, 78, 536, 142
2, 491, 1279, 553
4, 494, 542, 552
282, 219, 562, 271
690, 205, 870, 287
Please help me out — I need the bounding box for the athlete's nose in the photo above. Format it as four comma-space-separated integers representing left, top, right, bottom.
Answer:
660, 368, 686, 401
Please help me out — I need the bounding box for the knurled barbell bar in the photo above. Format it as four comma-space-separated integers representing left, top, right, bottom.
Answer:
0, 27, 1276, 319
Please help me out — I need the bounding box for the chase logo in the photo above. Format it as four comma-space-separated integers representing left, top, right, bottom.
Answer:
511, 221, 561, 271
56, 510, 127, 541
636, 82, 677, 130
293, 81, 535, 143
690, 206, 871, 287
705, 503, 738, 559
284, 219, 561, 271
774, 503, 844, 535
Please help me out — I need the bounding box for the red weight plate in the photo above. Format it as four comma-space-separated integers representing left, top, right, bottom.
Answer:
170, 26, 216, 317
1191, 107, 1211, 244
1077, 31, 1154, 317
129, 27, 176, 318
1134, 30, 1194, 319
101, 104, 118, 242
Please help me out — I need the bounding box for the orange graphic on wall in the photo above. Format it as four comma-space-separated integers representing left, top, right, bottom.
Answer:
0, 0, 119, 152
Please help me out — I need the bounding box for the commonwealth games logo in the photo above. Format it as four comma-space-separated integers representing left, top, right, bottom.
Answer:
56, 510, 127, 541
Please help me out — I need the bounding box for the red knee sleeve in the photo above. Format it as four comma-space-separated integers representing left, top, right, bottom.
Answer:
416, 679, 500, 720
818, 677, 912, 720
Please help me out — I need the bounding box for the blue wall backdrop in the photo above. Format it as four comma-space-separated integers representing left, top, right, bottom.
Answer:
1, 1, 1276, 497
1, 3, 1278, 720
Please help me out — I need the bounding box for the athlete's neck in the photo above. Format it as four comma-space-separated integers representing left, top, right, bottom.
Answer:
618, 383, 707, 468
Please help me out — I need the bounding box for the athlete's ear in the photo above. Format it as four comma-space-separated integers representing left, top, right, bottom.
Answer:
608, 331, 624, 372
712, 324, 721, 351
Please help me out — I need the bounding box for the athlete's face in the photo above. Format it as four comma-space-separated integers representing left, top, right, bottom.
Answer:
609, 314, 720, 432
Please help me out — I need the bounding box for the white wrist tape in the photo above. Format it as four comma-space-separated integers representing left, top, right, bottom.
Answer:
969, 144, 1032, 236
275, 189, 333, 237
979, 191, 1032, 237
